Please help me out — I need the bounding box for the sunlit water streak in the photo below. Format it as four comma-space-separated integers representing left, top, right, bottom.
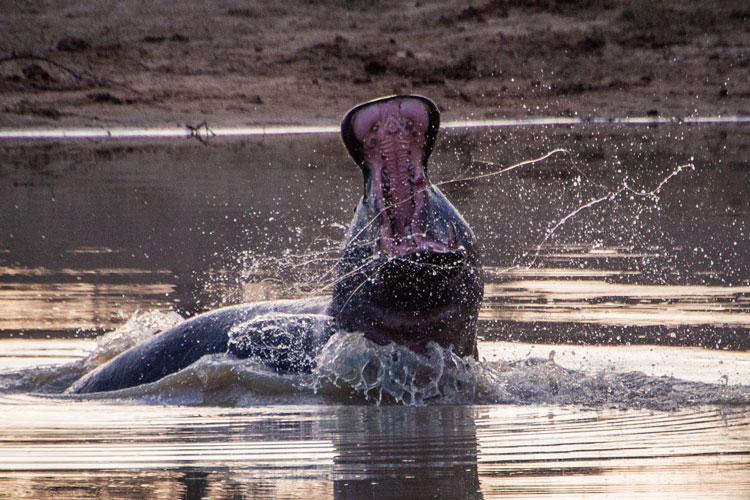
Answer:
0, 115, 748, 140
0, 397, 336, 471
475, 406, 750, 500
483, 280, 750, 326
0, 263, 175, 332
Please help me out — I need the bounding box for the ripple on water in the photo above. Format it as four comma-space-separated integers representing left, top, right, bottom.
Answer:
0, 399, 748, 499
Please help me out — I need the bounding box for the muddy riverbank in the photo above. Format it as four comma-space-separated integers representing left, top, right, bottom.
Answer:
1, 0, 748, 128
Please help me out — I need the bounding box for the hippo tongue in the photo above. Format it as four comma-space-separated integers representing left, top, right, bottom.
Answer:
348, 97, 453, 256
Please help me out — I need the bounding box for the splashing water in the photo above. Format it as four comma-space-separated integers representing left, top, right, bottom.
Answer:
78, 310, 185, 372
0, 311, 184, 394
308, 332, 750, 409
526, 162, 695, 267
200, 147, 697, 310
309, 332, 500, 405
3, 310, 747, 409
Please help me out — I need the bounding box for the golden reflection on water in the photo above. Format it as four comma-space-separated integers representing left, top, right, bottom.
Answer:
0, 282, 174, 332
0, 397, 336, 470
0, 396, 747, 500
1, 440, 336, 471
0, 266, 174, 333
0, 265, 170, 276
4, 263, 750, 336
475, 407, 750, 500
0, 339, 95, 369
483, 279, 750, 327
0, 472, 333, 500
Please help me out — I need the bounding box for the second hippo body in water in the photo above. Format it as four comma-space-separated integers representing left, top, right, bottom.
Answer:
70, 95, 483, 394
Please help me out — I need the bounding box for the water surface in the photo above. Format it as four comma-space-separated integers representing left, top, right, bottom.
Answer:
0, 396, 748, 499
1, 122, 749, 498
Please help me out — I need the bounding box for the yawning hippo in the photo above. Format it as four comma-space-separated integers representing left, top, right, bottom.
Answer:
70, 95, 483, 394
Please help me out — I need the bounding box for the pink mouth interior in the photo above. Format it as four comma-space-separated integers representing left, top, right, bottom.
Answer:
351, 98, 452, 256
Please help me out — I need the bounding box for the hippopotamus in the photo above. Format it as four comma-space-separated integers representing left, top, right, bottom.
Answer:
69, 95, 483, 394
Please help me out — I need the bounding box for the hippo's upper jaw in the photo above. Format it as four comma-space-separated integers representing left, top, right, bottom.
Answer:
340, 95, 458, 257
334, 95, 483, 358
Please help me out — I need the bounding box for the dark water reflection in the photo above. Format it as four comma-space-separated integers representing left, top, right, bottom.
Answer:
1, 123, 748, 347
331, 406, 482, 499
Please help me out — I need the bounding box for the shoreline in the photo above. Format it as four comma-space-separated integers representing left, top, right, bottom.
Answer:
2, 1, 747, 129
2, 114, 749, 141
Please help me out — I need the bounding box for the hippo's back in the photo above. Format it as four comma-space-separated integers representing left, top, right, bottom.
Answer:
69, 298, 330, 394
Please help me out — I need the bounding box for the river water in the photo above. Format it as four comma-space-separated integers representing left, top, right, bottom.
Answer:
1, 122, 749, 498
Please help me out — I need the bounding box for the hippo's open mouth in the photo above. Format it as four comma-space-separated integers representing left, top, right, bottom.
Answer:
334, 95, 484, 358
342, 96, 461, 257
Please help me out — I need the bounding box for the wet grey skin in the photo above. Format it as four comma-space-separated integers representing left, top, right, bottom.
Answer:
69, 95, 483, 394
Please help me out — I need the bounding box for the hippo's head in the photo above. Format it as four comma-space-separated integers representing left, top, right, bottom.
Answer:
330, 95, 483, 357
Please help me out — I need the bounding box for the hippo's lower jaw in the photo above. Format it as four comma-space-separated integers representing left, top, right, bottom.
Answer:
330, 243, 482, 358
352, 299, 474, 356
376, 222, 463, 257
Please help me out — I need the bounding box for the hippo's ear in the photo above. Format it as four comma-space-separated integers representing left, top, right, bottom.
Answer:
341, 95, 440, 167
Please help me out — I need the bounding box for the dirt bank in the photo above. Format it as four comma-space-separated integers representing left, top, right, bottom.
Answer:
1, 0, 748, 128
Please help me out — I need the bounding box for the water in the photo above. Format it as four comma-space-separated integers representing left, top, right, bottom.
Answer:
1, 122, 749, 498
0, 400, 748, 499
0, 114, 748, 140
